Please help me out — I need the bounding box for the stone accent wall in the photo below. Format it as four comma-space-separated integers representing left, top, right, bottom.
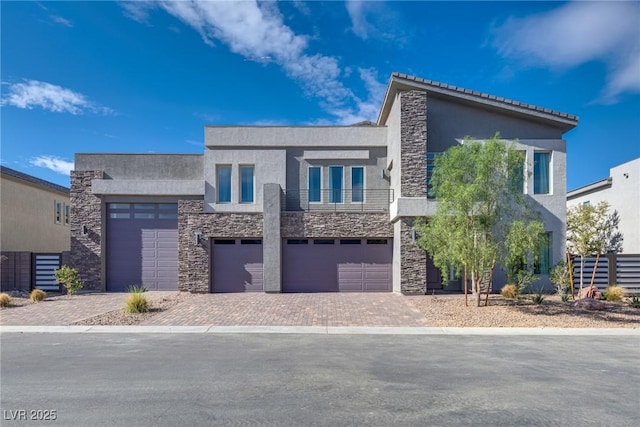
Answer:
281, 212, 392, 238
70, 170, 104, 290
400, 218, 427, 294
178, 200, 263, 292
400, 90, 427, 197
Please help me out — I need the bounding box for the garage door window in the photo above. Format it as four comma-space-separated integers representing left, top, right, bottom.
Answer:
314, 239, 335, 245
214, 239, 235, 244
367, 239, 388, 244
340, 239, 361, 245
241, 239, 262, 244
287, 239, 308, 245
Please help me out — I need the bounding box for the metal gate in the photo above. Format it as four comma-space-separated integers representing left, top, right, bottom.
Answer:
33, 253, 61, 291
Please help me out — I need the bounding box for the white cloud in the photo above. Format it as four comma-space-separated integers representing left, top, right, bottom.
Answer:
492, 1, 640, 103
346, 1, 372, 40
50, 15, 73, 27
122, 1, 384, 123
1, 80, 113, 115
30, 156, 74, 175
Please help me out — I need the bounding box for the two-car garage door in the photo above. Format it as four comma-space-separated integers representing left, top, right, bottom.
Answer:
106, 203, 178, 292
283, 239, 392, 292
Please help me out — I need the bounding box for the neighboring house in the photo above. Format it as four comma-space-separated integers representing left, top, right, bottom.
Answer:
71, 72, 577, 294
567, 158, 640, 253
0, 166, 70, 291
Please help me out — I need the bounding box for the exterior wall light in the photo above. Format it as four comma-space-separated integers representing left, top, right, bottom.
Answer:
194, 230, 203, 246
81, 225, 88, 235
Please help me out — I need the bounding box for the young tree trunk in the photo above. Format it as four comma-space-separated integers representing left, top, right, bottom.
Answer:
566, 252, 575, 299
484, 258, 496, 307
579, 256, 585, 297
587, 252, 601, 297
472, 270, 481, 307
463, 266, 468, 307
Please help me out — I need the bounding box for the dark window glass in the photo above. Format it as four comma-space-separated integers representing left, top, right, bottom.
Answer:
241, 239, 262, 245
214, 239, 235, 245
367, 239, 388, 245
340, 239, 361, 245
352, 167, 364, 202
313, 239, 335, 245
287, 239, 309, 245
309, 167, 321, 202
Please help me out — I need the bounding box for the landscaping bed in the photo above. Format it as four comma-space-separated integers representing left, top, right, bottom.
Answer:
410, 293, 640, 328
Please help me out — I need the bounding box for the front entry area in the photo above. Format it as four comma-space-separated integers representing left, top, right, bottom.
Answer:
282, 238, 392, 292
106, 203, 178, 291
211, 239, 264, 292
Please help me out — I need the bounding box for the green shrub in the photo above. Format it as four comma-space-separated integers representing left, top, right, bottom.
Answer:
127, 284, 147, 293
0, 293, 12, 307
501, 284, 518, 299
561, 292, 570, 302
531, 291, 545, 305
550, 260, 571, 296
627, 295, 640, 309
54, 265, 84, 295
125, 293, 149, 313
603, 285, 625, 302
30, 289, 46, 303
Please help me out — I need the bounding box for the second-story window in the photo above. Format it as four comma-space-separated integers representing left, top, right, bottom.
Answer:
309, 167, 321, 202
329, 166, 343, 203
240, 165, 254, 203
64, 203, 70, 225
534, 152, 551, 194
352, 167, 364, 202
217, 165, 232, 203
54, 201, 62, 223
426, 152, 442, 199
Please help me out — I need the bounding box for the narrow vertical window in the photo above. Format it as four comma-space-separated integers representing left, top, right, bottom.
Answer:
240, 165, 254, 203
509, 151, 525, 194
308, 167, 321, 202
64, 203, 70, 225
426, 152, 442, 199
352, 166, 364, 202
217, 165, 232, 203
54, 201, 62, 223
329, 166, 343, 203
534, 152, 550, 194
534, 232, 552, 275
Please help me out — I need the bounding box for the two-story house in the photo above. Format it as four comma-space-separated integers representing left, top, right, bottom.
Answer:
70, 73, 577, 294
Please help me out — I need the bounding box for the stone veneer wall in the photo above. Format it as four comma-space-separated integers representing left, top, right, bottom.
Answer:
400, 90, 427, 197
178, 200, 263, 292
281, 212, 393, 238
400, 218, 427, 294
70, 170, 104, 290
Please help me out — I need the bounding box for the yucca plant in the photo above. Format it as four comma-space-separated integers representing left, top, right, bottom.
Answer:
30, 289, 46, 303
531, 291, 545, 305
627, 295, 640, 309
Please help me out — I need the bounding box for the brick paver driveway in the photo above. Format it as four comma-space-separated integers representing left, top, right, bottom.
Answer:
141, 293, 430, 327
0, 292, 175, 326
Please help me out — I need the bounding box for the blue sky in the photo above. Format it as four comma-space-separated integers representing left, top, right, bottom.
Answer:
2, 1, 639, 190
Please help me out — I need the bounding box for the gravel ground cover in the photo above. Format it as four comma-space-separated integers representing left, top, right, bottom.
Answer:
410, 293, 640, 328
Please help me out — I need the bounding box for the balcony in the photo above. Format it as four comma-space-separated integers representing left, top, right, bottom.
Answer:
282, 189, 394, 212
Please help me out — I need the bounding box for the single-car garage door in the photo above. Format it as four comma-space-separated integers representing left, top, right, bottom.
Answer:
212, 239, 264, 292
283, 238, 392, 292
106, 203, 178, 292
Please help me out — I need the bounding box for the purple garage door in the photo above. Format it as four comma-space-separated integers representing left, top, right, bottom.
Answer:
106, 203, 178, 292
212, 239, 264, 292
282, 239, 392, 292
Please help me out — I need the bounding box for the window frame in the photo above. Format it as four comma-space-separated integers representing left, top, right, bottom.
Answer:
63, 203, 70, 226
533, 151, 551, 195
351, 166, 365, 203
534, 232, 552, 275
216, 164, 232, 204
239, 164, 255, 204
329, 165, 344, 204
308, 166, 322, 203
54, 200, 62, 224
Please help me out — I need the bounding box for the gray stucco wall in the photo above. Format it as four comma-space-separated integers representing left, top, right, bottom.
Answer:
426, 96, 566, 151
75, 154, 203, 180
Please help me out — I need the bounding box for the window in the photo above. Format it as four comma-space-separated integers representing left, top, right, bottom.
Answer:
217, 165, 232, 203
64, 203, 70, 225
308, 167, 321, 203
340, 239, 361, 245
329, 166, 343, 203
426, 153, 442, 199
367, 239, 388, 245
313, 239, 335, 245
583, 201, 590, 207
214, 239, 235, 245
352, 167, 364, 202
287, 239, 308, 245
240, 165, 254, 203
534, 152, 550, 194
509, 151, 525, 194
241, 239, 262, 245
534, 232, 552, 275
54, 201, 62, 223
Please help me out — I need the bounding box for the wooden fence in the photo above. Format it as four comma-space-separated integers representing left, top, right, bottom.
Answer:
571, 254, 640, 294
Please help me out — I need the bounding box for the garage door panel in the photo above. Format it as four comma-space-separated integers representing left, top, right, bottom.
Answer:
212, 241, 264, 292
283, 239, 392, 292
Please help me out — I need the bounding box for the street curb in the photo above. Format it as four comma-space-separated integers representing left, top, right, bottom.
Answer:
1, 325, 638, 335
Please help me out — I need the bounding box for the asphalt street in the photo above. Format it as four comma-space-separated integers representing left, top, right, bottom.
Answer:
1, 333, 638, 426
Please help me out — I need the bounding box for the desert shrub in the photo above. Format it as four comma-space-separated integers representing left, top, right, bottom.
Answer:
627, 295, 640, 309
54, 265, 84, 295
561, 292, 570, 302
30, 289, 46, 303
531, 291, 545, 305
550, 261, 571, 296
0, 293, 12, 307
125, 293, 149, 313
603, 285, 625, 302
127, 284, 147, 293
501, 284, 518, 299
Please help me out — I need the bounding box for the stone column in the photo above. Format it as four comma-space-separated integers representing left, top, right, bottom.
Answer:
178, 200, 209, 292
70, 170, 103, 291
263, 183, 282, 293
400, 90, 427, 197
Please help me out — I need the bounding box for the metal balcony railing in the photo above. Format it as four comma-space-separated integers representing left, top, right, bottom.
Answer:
282, 189, 394, 212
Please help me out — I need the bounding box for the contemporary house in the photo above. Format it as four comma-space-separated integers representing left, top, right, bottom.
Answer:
567, 157, 640, 253
71, 73, 578, 294
1, 166, 70, 291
